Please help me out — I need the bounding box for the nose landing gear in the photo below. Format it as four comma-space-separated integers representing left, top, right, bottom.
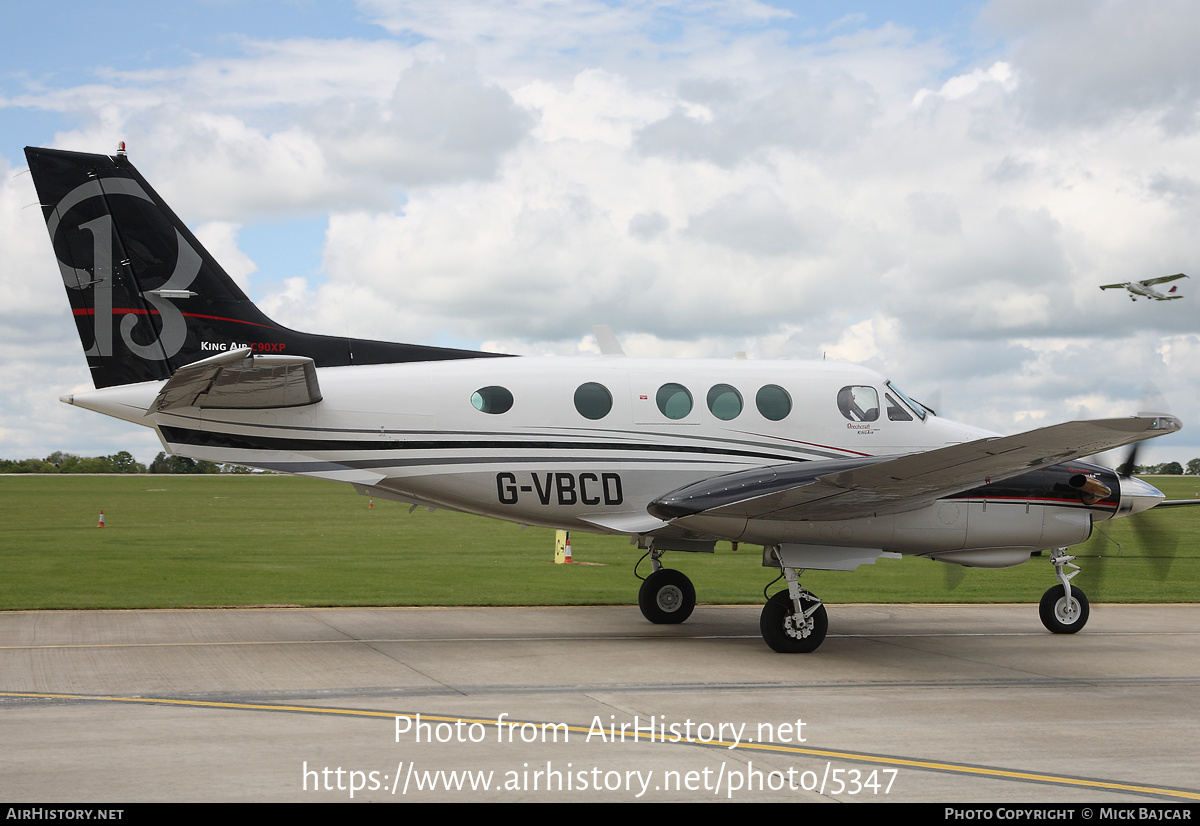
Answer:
1039, 549, 1090, 634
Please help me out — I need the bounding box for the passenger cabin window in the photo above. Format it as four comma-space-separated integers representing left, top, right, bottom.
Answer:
707, 384, 743, 420
837, 386, 879, 422
753, 381, 792, 415
471, 386, 514, 414
656, 383, 693, 420
755, 385, 792, 421
574, 382, 613, 420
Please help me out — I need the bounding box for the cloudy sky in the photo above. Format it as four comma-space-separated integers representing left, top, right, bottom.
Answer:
2, 0, 1199, 466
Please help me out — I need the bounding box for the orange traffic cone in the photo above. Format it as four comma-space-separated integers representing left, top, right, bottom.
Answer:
97, 511, 106, 528
564, 535, 573, 563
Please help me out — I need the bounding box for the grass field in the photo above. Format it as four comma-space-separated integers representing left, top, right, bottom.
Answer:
2, 474, 1199, 610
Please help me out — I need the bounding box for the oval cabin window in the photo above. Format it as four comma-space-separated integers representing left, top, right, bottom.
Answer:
656, 383, 693, 420
470, 386, 514, 415
707, 384, 743, 420
755, 385, 792, 421
574, 382, 613, 420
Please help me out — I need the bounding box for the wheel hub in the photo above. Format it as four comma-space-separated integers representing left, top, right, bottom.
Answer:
657, 585, 683, 613
1055, 597, 1080, 624
783, 611, 813, 639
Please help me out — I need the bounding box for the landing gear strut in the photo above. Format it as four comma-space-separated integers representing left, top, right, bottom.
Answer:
760, 552, 827, 653
1039, 548, 1090, 634
637, 550, 696, 624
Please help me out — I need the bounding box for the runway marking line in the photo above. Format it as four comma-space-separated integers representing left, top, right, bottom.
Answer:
3, 691, 1198, 801
3, 627, 1200, 652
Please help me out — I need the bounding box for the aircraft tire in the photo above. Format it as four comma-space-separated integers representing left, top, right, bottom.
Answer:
638, 569, 696, 624
1039, 584, 1090, 634
760, 590, 827, 653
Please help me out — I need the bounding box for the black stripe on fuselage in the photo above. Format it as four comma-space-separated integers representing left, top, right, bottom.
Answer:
157, 425, 818, 464
166, 409, 861, 463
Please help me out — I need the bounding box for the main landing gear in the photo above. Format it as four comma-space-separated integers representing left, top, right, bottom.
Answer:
760, 557, 827, 653
635, 546, 830, 652
637, 549, 696, 624
1039, 548, 1090, 634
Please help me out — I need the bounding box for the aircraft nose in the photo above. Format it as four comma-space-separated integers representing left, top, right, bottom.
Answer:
1119, 475, 1165, 516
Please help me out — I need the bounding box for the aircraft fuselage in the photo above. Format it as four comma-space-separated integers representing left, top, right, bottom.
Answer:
65, 355, 1139, 565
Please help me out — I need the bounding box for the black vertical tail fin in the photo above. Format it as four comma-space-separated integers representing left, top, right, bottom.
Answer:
25, 145, 503, 389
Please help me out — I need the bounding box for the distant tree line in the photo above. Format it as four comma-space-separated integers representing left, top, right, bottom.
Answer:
1132, 460, 1195, 475
0, 451, 252, 474
4, 450, 1199, 476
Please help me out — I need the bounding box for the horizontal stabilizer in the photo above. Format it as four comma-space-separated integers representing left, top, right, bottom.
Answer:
151, 347, 321, 412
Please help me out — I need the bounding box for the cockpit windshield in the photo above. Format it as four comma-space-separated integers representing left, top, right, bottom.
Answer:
885, 381, 929, 421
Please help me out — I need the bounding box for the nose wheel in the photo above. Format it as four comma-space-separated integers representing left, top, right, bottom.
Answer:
1039, 584, 1090, 633
1039, 549, 1090, 634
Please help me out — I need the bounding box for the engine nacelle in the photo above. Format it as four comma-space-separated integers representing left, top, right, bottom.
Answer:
678, 497, 1094, 565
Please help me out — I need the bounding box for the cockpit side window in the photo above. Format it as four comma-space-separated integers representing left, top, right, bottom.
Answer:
885, 381, 928, 420
885, 393, 913, 421
837, 386, 879, 422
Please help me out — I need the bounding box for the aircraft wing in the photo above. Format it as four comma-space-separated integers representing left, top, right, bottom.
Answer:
1142, 273, 1188, 287
150, 347, 322, 412
1099, 283, 1128, 290
649, 416, 1180, 524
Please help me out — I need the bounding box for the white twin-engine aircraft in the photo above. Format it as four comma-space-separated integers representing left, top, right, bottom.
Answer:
25, 145, 1183, 652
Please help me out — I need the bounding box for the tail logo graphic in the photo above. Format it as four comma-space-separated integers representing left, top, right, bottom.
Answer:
47, 179, 200, 361
26, 143, 504, 388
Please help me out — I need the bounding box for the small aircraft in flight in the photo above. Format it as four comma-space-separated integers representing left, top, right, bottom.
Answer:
23, 144, 1187, 653
1100, 273, 1188, 301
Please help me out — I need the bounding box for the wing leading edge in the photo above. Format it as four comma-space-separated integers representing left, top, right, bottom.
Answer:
1142, 273, 1189, 287
649, 416, 1180, 524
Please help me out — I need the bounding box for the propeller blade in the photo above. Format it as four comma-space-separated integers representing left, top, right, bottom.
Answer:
1074, 477, 1185, 600
1117, 442, 1140, 477
1073, 545, 1111, 601
942, 560, 965, 591
1131, 507, 1180, 581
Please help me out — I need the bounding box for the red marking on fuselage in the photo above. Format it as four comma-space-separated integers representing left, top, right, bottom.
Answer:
953, 494, 1117, 509
745, 431, 873, 458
